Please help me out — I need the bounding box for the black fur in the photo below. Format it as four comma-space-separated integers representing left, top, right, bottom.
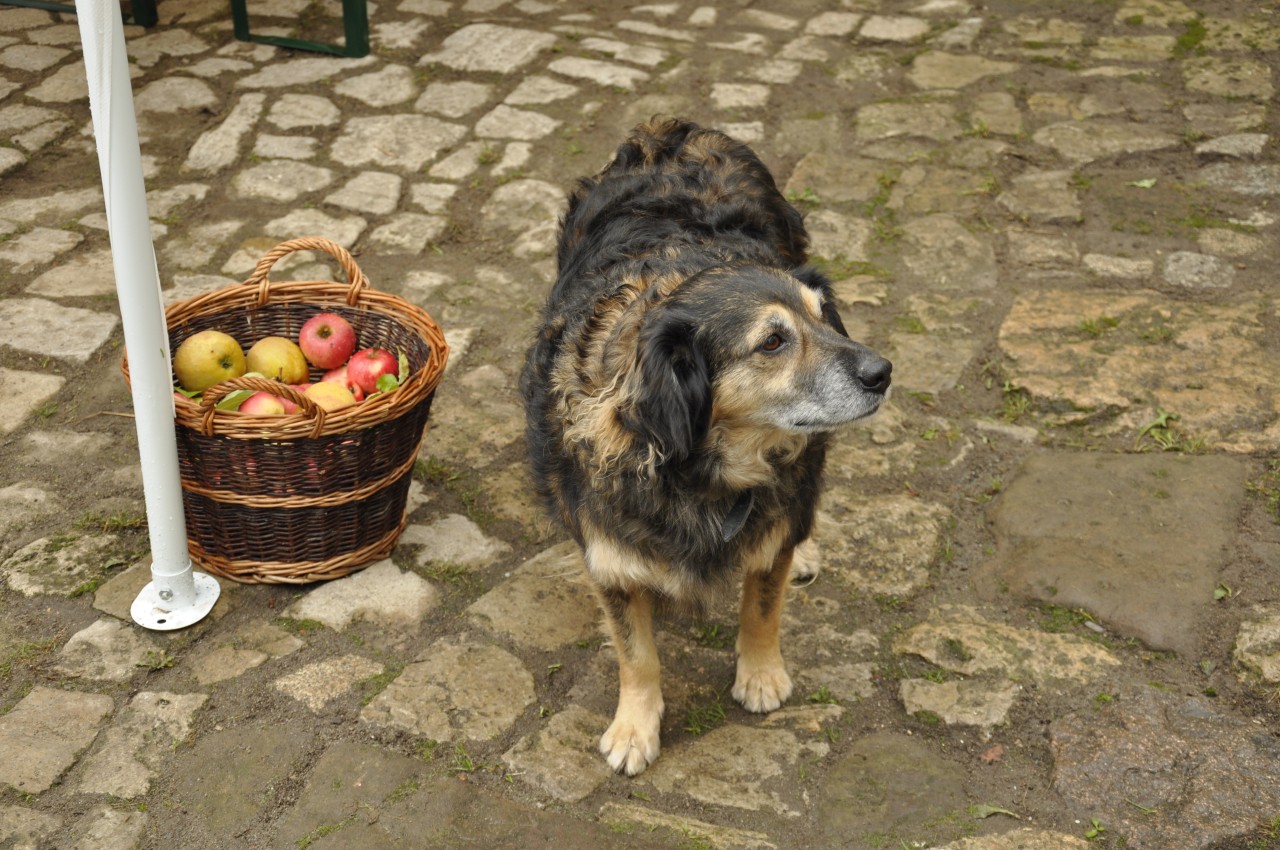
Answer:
520, 118, 856, 591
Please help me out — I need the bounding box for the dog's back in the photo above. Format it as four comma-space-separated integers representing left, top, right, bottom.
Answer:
551, 117, 811, 311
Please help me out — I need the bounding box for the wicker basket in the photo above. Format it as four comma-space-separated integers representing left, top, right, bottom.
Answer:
122, 237, 448, 584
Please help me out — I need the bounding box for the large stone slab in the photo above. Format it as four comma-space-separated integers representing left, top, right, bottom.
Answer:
360, 637, 535, 743
401, 513, 511, 569
907, 51, 1017, 89
0, 686, 114, 793
989, 453, 1248, 654
642, 724, 829, 815
784, 152, 883, 204
274, 655, 384, 712
2, 533, 121, 597
0, 805, 61, 850
1234, 607, 1280, 684
899, 677, 1020, 734
815, 732, 970, 848
1197, 162, 1280, 196
996, 169, 1081, 223
65, 805, 147, 850
600, 803, 775, 850
280, 774, 675, 849
0, 371, 64, 436
1032, 120, 1179, 164
168, 724, 314, 836
0, 188, 101, 225
54, 617, 161, 681
25, 249, 115, 297
421, 23, 555, 72
188, 619, 303, 685
900, 214, 998, 290
272, 742, 423, 850
184, 92, 266, 172
333, 64, 417, 107
284, 559, 438, 631
234, 55, 376, 88
0, 297, 116, 362
229, 159, 333, 201
76, 691, 207, 798
895, 605, 1121, 684
1182, 55, 1275, 102
813, 493, 951, 597
937, 830, 1090, 850
856, 101, 961, 142
1051, 685, 1280, 849
999, 289, 1280, 450
502, 705, 614, 803
467, 541, 597, 650
330, 114, 467, 171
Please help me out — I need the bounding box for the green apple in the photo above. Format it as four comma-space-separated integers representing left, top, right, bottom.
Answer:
246, 336, 309, 384
173, 330, 246, 393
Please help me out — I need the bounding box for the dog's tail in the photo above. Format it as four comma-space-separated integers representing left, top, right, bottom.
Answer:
557, 117, 811, 277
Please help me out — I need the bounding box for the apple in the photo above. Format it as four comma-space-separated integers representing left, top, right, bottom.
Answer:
246, 336, 309, 384
298, 312, 357, 370
279, 383, 311, 414
173, 329, 246, 393
347, 347, 398, 394
321, 364, 366, 402
239, 391, 287, 415
304, 380, 357, 411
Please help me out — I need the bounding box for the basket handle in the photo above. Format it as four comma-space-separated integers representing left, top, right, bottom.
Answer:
242, 237, 370, 308
198, 376, 329, 439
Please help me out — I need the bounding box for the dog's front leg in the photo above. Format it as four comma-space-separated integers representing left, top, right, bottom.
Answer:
733, 545, 794, 712
595, 583, 664, 775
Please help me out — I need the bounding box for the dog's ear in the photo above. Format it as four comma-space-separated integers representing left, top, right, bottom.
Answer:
623, 309, 712, 466
793, 265, 850, 338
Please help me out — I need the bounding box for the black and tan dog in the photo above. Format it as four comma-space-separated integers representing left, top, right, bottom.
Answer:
520, 118, 891, 776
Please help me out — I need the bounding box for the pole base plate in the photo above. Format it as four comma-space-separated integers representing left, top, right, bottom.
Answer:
131, 572, 221, 631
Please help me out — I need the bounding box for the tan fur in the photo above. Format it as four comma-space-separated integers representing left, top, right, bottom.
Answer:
733, 546, 795, 712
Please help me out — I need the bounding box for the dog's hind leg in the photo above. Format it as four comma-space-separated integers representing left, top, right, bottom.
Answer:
733, 545, 795, 713
594, 583, 665, 776
790, 537, 821, 587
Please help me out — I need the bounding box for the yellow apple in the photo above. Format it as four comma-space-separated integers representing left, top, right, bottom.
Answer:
304, 380, 356, 411
173, 330, 246, 393
246, 336, 309, 384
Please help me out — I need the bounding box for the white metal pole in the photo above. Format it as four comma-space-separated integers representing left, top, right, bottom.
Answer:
75, 0, 219, 629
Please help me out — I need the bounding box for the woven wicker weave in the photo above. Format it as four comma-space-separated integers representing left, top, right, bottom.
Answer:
122, 237, 448, 583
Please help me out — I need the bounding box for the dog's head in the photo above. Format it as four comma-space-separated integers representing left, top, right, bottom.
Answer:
623, 265, 891, 466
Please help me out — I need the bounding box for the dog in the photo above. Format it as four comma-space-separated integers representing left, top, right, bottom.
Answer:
520, 118, 891, 776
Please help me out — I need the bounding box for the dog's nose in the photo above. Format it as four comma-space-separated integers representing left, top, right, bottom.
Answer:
857, 356, 892, 394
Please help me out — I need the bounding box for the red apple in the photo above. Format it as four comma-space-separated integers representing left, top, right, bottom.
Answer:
321, 365, 366, 401
239, 391, 287, 415
346, 347, 397, 394
298, 312, 357, 370
280, 384, 312, 413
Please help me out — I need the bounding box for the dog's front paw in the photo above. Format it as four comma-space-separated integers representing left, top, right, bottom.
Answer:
732, 657, 793, 713
600, 706, 662, 776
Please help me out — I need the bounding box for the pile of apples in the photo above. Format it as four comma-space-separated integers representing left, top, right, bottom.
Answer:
172, 312, 406, 414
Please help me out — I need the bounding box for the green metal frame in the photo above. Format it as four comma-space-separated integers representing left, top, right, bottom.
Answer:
0, 0, 157, 26
230, 0, 369, 58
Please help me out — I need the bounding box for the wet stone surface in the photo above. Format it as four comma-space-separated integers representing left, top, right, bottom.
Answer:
2, 1, 1280, 849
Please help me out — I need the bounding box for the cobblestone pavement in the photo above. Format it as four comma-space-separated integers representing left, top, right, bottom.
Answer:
2, 1, 1280, 848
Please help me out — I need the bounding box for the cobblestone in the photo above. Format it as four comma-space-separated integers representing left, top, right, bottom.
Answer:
2, 2, 1278, 848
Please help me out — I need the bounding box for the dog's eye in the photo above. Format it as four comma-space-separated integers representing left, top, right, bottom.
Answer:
759, 333, 785, 353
